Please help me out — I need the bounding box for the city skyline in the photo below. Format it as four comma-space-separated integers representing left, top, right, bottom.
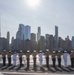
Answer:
0, 0, 74, 40
0, 24, 74, 41
0, 24, 73, 51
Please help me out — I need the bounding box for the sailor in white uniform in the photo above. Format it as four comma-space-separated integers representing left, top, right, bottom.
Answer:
39, 50, 43, 68
13, 52, 17, 67
63, 51, 69, 67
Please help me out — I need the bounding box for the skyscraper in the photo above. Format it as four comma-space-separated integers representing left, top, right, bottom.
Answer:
7, 31, 10, 43
31, 33, 36, 41
24, 25, 31, 40
0, 38, 8, 51
11, 36, 14, 51
16, 24, 24, 40
7, 31, 10, 50
72, 36, 74, 50
58, 37, 63, 51
37, 27, 41, 42
54, 26, 58, 50
31, 33, 37, 52
0, 12, 1, 37
16, 24, 31, 40
65, 36, 71, 50
38, 36, 45, 51
45, 34, 50, 49
45, 34, 50, 41
49, 35, 54, 51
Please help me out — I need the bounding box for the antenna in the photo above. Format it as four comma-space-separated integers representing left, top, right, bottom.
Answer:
0, 12, 1, 37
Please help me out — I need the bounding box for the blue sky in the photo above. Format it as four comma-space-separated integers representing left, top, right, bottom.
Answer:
0, 0, 74, 41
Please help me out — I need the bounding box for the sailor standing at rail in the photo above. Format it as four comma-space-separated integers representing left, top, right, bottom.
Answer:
70, 50, 74, 68
25, 50, 30, 71
13, 51, 17, 67
63, 50, 69, 68
7, 50, 12, 67
57, 51, 62, 68
52, 51, 56, 68
19, 50, 23, 67
45, 49, 50, 70
2, 50, 7, 66
38, 50, 45, 71
0, 51, 2, 64
9, 51, 17, 70
32, 50, 37, 71
16, 50, 24, 71
1, 50, 12, 70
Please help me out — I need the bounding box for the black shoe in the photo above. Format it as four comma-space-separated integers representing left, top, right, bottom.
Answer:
0, 65, 4, 68
24, 67, 29, 71
33, 67, 37, 71
9, 66, 15, 70
40, 67, 45, 72
48, 67, 50, 71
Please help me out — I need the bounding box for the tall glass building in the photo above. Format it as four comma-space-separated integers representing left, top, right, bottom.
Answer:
16, 24, 31, 40
16, 24, 24, 40
37, 27, 41, 41
24, 25, 31, 40
72, 36, 74, 50
54, 25, 58, 50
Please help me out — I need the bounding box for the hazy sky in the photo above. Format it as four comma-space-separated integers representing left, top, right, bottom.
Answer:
0, 0, 74, 40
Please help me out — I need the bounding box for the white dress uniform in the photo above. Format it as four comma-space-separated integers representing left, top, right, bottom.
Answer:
13, 53, 17, 66
63, 52, 68, 67
39, 52, 43, 67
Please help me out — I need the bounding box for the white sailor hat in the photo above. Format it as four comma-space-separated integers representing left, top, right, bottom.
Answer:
39, 50, 42, 53
20, 50, 22, 52
46, 49, 49, 51
4, 50, 6, 51
9, 50, 11, 52
34, 50, 36, 52
58, 51, 61, 52
64, 50, 67, 53
71, 51, 73, 53
53, 51, 56, 53
27, 50, 30, 52
14, 51, 16, 54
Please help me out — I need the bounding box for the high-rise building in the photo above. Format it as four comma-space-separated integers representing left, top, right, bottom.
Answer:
45, 34, 50, 41
24, 25, 31, 40
37, 27, 41, 42
31, 33, 36, 41
16, 24, 31, 40
45, 34, 50, 49
0, 38, 8, 51
71, 36, 74, 49
11, 36, 14, 51
16, 24, 24, 40
72, 36, 74, 50
58, 37, 63, 51
0, 38, 2, 51
7, 31, 10, 43
38, 36, 45, 51
0, 13, 1, 37
65, 36, 71, 50
49, 35, 54, 51
7, 31, 10, 50
54, 26, 58, 50
31, 33, 37, 52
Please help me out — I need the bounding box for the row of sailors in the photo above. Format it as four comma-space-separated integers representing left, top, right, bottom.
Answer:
0, 49, 74, 71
